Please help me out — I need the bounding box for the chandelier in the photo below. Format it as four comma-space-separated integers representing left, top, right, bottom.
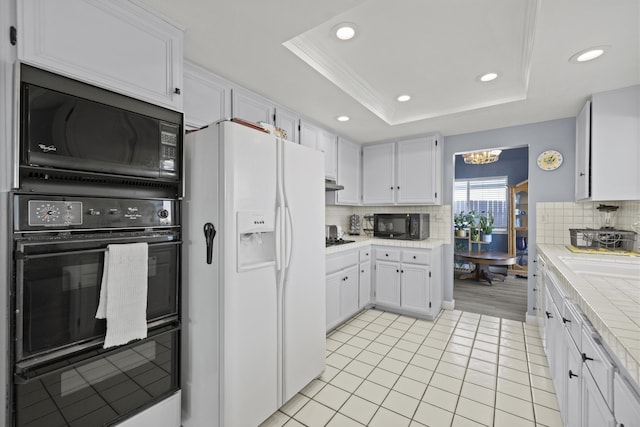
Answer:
462, 150, 502, 165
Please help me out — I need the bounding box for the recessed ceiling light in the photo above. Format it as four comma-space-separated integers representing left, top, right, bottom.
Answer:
335, 24, 356, 41
569, 46, 608, 63
397, 95, 411, 102
337, 116, 350, 122
479, 72, 498, 82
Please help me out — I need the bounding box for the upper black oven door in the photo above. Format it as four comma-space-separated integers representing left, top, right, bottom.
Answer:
20, 65, 182, 182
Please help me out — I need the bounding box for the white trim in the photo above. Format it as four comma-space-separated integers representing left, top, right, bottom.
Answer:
442, 300, 455, 311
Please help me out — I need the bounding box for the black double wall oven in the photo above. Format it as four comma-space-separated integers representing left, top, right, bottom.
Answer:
11, 64, 183, 427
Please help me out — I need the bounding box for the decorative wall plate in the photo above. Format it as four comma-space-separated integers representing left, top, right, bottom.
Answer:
537, 150, 563, 171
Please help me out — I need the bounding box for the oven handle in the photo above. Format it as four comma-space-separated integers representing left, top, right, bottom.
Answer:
14, 322, 180, 384
15, 240, 181, 260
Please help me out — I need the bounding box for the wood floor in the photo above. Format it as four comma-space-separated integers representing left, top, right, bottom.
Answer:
453, 273, 528, 322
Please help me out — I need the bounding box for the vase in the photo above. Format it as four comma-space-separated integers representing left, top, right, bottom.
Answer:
481, 233, 492, 243
455, 230, 467, 237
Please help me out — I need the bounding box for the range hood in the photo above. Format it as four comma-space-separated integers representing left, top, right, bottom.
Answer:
325, 179, 344, 191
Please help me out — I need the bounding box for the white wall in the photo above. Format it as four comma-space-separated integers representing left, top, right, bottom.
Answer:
443, 118, 577, 317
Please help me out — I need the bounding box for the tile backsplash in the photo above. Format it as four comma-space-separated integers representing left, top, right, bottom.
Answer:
326, 205, 452, 243
536, 200, 640, 250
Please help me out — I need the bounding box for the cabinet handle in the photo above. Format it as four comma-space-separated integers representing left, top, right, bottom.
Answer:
545, 311, 552, 319
366, 253, 369, 256
174, 87, 181, 95
533, 260, 537, 263
401, 270, 404, 273
581, 353, 594, 362
579, 172, 585, 176
396, 269, 399, 273
562, 317, 571, 324
385, 254, 389, 257
533, 274, 537, 277
361, 270, 364, 273
390, 186, 394, 190
568, 370, 579, 379
397, 186, 400, 190
413, 256, 416, 259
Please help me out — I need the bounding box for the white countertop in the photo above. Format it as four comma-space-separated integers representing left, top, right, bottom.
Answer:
326, 236, 445, 255
537, 244, 640, 384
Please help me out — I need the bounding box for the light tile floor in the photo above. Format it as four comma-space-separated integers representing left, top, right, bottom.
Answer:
260, 309, 564, 427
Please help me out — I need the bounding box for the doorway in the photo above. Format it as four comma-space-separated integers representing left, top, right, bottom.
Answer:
452, 147, 529, 321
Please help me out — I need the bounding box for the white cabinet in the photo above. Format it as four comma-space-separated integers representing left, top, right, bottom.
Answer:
564, 328, 583, 427
575, 85, 640, 201
231, 88, 275, 125
362, 136, 442, 205
18, 0, 183, 111
300, 121, 337, 180
183, 62, 231, 129
582, 368, 616, 427
335, 137, 362, 205
362, 143, 395, 204
373, 246, 442, 319
275, 107, 300, 143
614, 372, 640, 427
325, 248, 370, 331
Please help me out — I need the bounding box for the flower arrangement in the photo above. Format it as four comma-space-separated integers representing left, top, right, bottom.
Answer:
479, 211, 495, 235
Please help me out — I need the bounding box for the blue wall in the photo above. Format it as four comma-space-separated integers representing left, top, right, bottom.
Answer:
443, 118, 576, 318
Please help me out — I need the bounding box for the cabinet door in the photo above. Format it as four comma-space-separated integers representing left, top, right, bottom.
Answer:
299, 120, 319, 150
359, 261, 371, 308
326, 272, 342, 331
275, 107, 299, 143
336, 137, 362, 205
183, 62, 231, 129
564, 329, 582, 427
575, 100, 591, 200
340, 266, 360, 320
582, 370, 616, 427
362, 143, 395, 204
397, 137, 438, 204
231, 88, 275, 125
613, 372, 640, 427
18, 0, 183, 110
375, 261, 400, 306
318, 130, 338, 180
400, 264, 430, 313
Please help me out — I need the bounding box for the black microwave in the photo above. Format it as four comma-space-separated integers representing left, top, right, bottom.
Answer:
373, 213, 430, 240
19, 65, 182, 187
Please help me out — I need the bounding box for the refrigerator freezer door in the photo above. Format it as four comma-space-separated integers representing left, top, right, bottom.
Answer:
280, 139, 326, 404
221, 122, 279, 427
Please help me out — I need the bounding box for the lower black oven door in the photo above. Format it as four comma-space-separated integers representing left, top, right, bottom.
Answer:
14, 232, 180, 364
13, 325, 180, 427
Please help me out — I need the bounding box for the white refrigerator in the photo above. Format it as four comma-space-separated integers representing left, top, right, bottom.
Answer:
182, 121, 326, 427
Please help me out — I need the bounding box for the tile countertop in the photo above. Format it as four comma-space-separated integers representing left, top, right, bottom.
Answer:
537, 244, 640, 384
326, 236, 445, 255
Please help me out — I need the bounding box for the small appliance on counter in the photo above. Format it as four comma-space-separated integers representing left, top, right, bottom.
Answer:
325, 224, 355, 247
373, 213, 430, 240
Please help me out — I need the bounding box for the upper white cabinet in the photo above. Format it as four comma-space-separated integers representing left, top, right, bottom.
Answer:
576, 85, 640, 201
300, 120, 337, 180
274, 107, 300, 143
17, 0, 184, 111
363, 135, 442, 205
183, 61, 231, 129
231, 88, 275, 125
335, 137, 361, 205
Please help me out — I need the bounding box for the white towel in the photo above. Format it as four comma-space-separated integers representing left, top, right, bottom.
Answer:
96, 242, 149, 348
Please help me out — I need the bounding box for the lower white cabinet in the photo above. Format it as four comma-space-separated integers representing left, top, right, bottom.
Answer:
582, 368, 616, 427
339, 265, 359, 321
613, 372, 640, 427
326, 248, 371, 331
373, 246, 441, 319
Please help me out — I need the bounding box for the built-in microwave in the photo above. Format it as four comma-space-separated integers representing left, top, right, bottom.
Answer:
19, 64, 182, 193
373, 213, 430, 240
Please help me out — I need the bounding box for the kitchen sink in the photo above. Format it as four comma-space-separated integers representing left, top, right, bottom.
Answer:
558, 256, 640, 280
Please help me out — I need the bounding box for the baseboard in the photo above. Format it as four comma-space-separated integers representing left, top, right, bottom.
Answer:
442, 300, 455, 310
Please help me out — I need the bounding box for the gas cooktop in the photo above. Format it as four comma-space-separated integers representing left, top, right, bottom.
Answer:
325, 238, 355, 247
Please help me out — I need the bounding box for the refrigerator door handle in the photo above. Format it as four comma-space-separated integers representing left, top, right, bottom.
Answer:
275, 206, 282, 271
285, 206, 293, 269
203, 222, 216, 264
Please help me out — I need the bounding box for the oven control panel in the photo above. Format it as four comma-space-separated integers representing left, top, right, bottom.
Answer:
28, 201, 83, 226
17, 196, 177, 231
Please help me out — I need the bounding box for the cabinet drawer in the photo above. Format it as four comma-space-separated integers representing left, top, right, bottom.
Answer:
546, 270, 565, 309
401, 250, 430, 264
326, 251, 359, 275
376, 249, 400, 262
359, 249, 371, 262
581, 325, 615, 409
562, 299, 583, 350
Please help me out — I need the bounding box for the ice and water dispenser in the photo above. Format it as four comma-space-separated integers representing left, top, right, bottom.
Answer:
237, 211, 275, 271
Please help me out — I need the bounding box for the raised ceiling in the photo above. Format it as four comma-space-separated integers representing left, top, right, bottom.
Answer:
137, 0, 639, 143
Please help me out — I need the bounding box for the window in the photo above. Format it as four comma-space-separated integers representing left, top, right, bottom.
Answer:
454, 176, 508, 230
